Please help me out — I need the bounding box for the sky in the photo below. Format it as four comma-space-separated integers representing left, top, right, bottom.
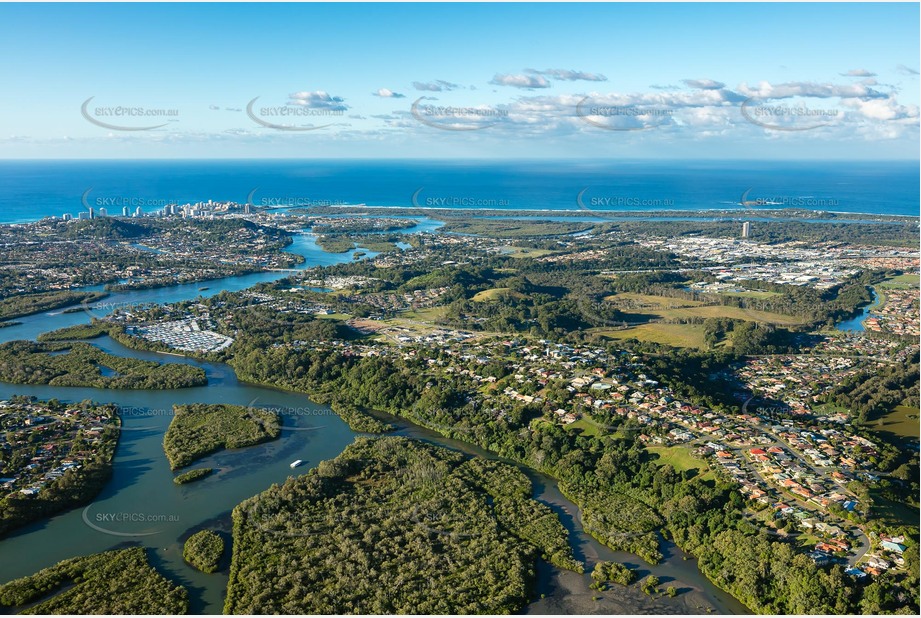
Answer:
0, 1, 918, 159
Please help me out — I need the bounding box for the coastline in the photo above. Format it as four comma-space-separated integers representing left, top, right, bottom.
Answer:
2, 205, 915, 229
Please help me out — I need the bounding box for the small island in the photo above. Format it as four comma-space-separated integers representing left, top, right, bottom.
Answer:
163, 403, 280, 469
183, 530, 225, 573
174, 467, 214, 485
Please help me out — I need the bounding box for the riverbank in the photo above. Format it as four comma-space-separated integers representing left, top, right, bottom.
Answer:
836, 288, 883, 332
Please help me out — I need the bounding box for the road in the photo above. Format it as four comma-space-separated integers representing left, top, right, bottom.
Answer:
688, 406, 872, 568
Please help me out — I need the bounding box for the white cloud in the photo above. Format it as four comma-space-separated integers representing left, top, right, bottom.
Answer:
840, 69, 876, 77
372, 88, 405, 98
287, 91, 349, 110
738, 80, 887, 100
489, 73, 551, 89
839, 96, 919, 122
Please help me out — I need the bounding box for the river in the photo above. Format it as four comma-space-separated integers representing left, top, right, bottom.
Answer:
0, 230, 748, 615
836, 289, 881, 333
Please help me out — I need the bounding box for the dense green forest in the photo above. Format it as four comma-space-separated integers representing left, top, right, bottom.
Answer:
0, 340, 206, 389
163, 403, 280, 469
559, 482, 663, 563
225, 437, 580, 614
329, 400, 394, 433
183, 530, 224, 573
0, 547, 188, 614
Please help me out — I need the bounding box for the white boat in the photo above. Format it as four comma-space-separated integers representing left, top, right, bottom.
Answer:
290, 459, 303, 469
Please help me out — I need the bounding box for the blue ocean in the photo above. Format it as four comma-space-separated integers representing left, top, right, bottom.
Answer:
0, 159, 917, 224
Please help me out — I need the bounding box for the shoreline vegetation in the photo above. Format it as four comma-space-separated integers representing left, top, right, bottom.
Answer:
0, 291, 107, 322
224, 436, 581, 614
163, 403, 281, 470
0, 340, 207, 389
174, 467, 214, 485
0, 547, 188, 614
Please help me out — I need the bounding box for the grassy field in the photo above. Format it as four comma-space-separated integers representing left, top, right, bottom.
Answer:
472, 287, 526, 302
795, 532, 823, 550
316, 312, 352, 320
564, 417, 603, 437
596, 323, 709, 349
865, 404, 920, 447
664, 305, 805, 325
402, 305, 450, 321
879, 273, 920, 289
501, 246, 558, 258
811, 402, 851, 416
603, 293, 703, 309
719, 290, 783, 300
602, 292, 806, 326
869, 488, 920, 528
645, 445, 714, 480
